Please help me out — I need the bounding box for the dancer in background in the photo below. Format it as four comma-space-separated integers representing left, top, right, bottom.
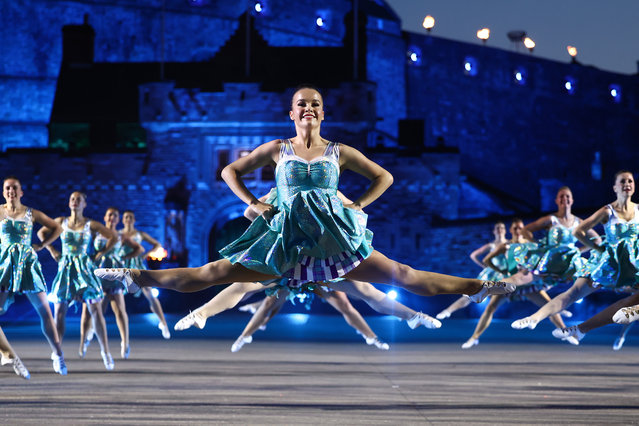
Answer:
97, 86, 514, 309
0, 326, 30, 379
436, 222, 508, 320
0, 176, 67, 375
39, 191, 116, 370
83, 207, 142, 359
513, 171, 636, 333
120, 210, 171, 339
457, 218, 579, 348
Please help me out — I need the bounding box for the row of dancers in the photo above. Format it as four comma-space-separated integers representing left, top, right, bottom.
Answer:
4, 85, 639, 380
94, 86, 639, 362
0, 177, 171, 379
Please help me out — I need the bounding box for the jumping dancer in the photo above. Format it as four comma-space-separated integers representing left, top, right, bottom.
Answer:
120, 210, 171, 339
512, 171, 636, 332
0, 176, 66, 375
39, 191, 116, 370
436, 222, 508, 320
96, 86, 513, 308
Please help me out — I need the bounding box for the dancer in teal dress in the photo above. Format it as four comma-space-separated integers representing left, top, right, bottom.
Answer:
82, 207, 142, 359
436, 222, 508, 320
0, 176, 67, 375
39, 191, 117, 370
515, 171, 639, 339
96, 86, 514, 306
120, 210, 171, 339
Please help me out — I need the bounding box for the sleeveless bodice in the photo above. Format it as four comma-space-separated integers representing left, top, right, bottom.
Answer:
487, 243, 509, 270
119, 231, 141, 257
0, 208, 33, 249
546, 215, 580, 246
94, 233, 122, 254
274, 140, 340, 205
603, 204, 639, 245
61, 218, 92, 256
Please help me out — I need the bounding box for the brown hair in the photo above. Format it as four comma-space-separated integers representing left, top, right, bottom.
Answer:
614, 170, 634, 182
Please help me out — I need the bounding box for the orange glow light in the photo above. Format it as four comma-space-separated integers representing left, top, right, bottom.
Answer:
476, 28, 490, 41
148, 247, 168, 261
422, 15, 435, 31
567, 45, 577, 57
523, 37, 535, 51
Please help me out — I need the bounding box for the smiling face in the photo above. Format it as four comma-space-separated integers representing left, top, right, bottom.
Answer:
289, 88, 324, 128
69, 192, 87, 212
104, 208, 119, 228
3, 178, 23, 203
555, 188, 573, 209
614, 172, 635, 198
122, 211, 135, 227
510, 220, 524, 238
493, 222, 506, 239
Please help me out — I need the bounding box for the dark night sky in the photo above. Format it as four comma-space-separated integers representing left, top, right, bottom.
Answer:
385, 0, 639, 75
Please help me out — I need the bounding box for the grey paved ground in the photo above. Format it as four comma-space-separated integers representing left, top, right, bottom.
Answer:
2, 338, 639, 425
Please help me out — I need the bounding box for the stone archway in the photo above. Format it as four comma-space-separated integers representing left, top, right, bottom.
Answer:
208, 215, 251, 262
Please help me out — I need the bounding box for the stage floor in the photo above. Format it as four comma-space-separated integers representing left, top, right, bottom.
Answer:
2, 316, 639, 424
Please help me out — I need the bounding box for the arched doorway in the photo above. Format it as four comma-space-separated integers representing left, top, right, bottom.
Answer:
208, 216, 251, 261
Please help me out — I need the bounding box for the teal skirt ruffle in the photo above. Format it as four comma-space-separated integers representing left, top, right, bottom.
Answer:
511, 242, 584, 285
50, 254, 104, 304
577, 241, 639, 291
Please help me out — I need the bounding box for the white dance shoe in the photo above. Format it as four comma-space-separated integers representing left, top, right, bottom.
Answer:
174, 310, 207, 331
511, 317, 538, 330
94, 268, 139, 293
2, 355, 30, 380
121, 342, 130, 359
552, 326, 584, 345
231, 335, 253, 353
52, 352, 68, 376
238, 304, 258, 315
158, 322, 171, 339
365, 336, 390, 350
613, 335, 626, 351
101, 351, 115, 371
466, 281, 515, 303
613, 304, 639, 324
436, 310, 451, 320
559, 309, 573, 318
461, 338, 479, 349
407, 312, 442, 329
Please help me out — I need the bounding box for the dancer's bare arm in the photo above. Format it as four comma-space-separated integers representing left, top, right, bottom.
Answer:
222, 140, 280, 219
520, 215, 551, 241
470, 243, 492, 269
31, 209, 62, 252
573, 207, 609, 252
482, 243, 508, 273
37, 216, 63, 260
338, 144, 393, 210
90, 220, 117, 261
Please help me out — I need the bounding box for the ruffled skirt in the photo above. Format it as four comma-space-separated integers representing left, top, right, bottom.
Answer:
577, 240, 639, 291
50, 254, 104, 304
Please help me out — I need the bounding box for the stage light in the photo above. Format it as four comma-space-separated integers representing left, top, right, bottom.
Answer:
254, 2, 263, 13
151, 288, 160, 298
576, 298, 583, 304
47, 293, 57, 303
567, 45, 577, 58
515, 72, 522, 81
476, 28, 490, 44
513, 68, 526, 85
564, 76, 576, 94
407, 47, 422, 65
288, 313, 310, 325
422, 15, 435, 32
463, 56, 478, 76
316, 16, 324, 27
386, 290, 398, 300
609, 84, 621, 103
523, 37, 535, 52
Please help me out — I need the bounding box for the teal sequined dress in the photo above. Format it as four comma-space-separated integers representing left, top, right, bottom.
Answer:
0, 208, 47, 303
50, 218, 104, 304
94, 234, 127, 294
576, 204, 639, 291
476, 243, 509, 282
119, 231, 147, 270
510, 216, 585, 290
220, 140, 374, 288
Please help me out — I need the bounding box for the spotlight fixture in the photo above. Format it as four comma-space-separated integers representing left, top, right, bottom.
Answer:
513, 67, 526, 85
564, 76, 576, 94
476, 28, 490, 44
523, 37, 535, 52
422, 15, 435, 32
387, 290, 398, 300
407, 47, 422, 65
609, 84, 622, 103
254, 2, 263, 13
316, 16, 324, 27
463, 56, 478, 76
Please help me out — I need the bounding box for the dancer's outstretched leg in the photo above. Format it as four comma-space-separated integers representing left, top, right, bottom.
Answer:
501, 270, 535, 287
108, 294, 129, 359
327, 279, 439, 328
525, 291, 569, 330
26, 293, 63, 357
614, 323, 633, 350
141, 287, 170, 339
174, 281, 277, 331
87, 301, 114, 370
612, 292, 639, 324
53, 302, 68, 344
232, 293, 287, 352
553, 291, 639, 343
79, 303, 94, 358
436, 296, 471, 320
0, 326, 30, 379
97, 251, 512, 299
461, 295, 507, 349
512, 278, 596, 329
